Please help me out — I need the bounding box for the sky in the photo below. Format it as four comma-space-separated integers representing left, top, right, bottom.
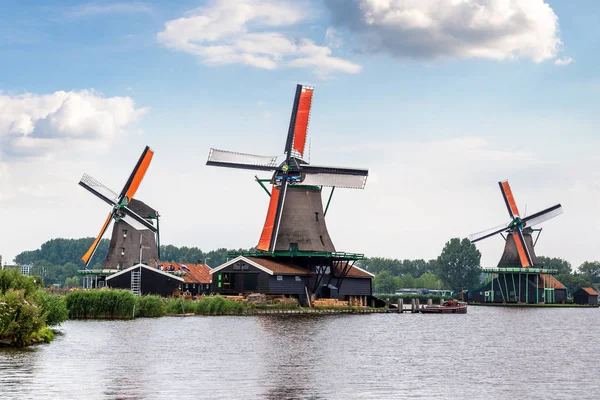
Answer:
0, 0, 599, 269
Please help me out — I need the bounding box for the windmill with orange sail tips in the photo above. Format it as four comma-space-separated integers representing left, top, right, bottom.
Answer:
467, 180, 567, 304
206, 85, 374, 305
79, 146, 160, 275
206, 84, 368, 253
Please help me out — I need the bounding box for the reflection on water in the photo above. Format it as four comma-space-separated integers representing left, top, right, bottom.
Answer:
1, 307, 599, 399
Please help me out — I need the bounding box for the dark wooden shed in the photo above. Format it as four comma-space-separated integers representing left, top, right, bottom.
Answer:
106, 263, 184, 297
573, 287, 598, 305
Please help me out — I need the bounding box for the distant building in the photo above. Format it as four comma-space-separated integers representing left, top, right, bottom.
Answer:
158, 262, 212, 296
573, 287, 598, 305
21, 264, 31, 275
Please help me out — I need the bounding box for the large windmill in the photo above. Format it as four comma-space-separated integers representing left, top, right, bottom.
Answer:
206, 85, 374, 305
207, 84, 368, 253
467, 180, 567, 303
79, 146, 160, 273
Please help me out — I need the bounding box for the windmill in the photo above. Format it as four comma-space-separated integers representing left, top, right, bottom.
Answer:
467, 180, 566, 304
206, 84, 368, 253
79, 146, 160, 270
469, 180, 563, 267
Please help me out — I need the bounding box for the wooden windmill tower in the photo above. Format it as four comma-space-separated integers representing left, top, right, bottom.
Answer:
206, 85, 374, 304
468, 180, 566, 304
79, 146, 160, 273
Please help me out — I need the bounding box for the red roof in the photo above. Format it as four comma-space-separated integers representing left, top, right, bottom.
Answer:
159, 262, 211, 284
580, 287, 599, 296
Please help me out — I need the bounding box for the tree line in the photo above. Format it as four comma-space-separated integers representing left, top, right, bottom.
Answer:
11, 238, 251, 287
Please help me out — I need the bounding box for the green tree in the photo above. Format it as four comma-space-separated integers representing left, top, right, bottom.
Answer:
536, 256, 572, 274
373, 271, 400, 293
578, 261, 600, 282
398, 274, 415, 289
64, 276, 80, 289
437, 238, 482, 292
415, 272, 444, 290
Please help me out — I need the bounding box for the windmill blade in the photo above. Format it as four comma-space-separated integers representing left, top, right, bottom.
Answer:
499, 180, 520, 218
82, 212, 113, 267
300, 173, 368, 189
284, 85, 313, 160
300, 164, 369, 176
206, 148, 278, 172
122, 205, 158, 232
513, 230, 533, 267
269, 179, 288, 252
119, 146, 154, 202
79, 174, 118, 207
469, 222, 511, 243
523, 204, 563, 228
257, 184, 281, 251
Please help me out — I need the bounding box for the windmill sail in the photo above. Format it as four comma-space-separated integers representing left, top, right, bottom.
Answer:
284, 85, 313, 160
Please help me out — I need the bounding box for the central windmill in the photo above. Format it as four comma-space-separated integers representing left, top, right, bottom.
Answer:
207, 85, 374, 304
467, 180, 566, 304
79, 146, 160, 276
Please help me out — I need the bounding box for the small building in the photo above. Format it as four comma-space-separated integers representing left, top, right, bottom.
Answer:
573, 287, 599, 305
158, 262, 212, 296
106, 263, 184, 297
210, 256, 373, 306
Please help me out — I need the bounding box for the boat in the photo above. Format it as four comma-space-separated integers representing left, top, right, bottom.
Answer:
419, 299, 467, 314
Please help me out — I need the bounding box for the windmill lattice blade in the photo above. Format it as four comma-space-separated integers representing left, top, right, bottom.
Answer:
513, 230, 533, 267
208, 148, 278, 167
284, 85, 313, 160
122, 206, 158, 232
523, 204, 563, 228
499, 180, 520, 218
119, 146, 154, 202
301, 173, 368, 189
79, 174, 118, 206
82, 212, 113, 267
469, 222, 511, 243
301, 164, 369, 176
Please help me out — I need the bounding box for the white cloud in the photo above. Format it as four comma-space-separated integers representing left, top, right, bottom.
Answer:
157, 0, 361, 76
66, 2, 151, 17
0, 90, 146, 158
554, 57, 575, 66
325, 0, 562, 63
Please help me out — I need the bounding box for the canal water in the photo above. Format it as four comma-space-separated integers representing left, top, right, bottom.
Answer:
1, 306, 598, 399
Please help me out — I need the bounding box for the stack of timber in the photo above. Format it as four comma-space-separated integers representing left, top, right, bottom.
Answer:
313, 298, 349, 307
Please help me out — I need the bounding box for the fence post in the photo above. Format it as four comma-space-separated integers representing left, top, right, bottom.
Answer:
398, 298, 404, 313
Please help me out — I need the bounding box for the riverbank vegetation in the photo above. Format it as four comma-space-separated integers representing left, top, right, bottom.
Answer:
0, 269, 67, 347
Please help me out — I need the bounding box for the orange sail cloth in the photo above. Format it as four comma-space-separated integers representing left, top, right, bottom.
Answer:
81, 212, 113, 266
257, 186, 280, 251
500, 180, 520, 217
292, 87, 313, 158
512, 232, 531, 267
125, 148, 154, 201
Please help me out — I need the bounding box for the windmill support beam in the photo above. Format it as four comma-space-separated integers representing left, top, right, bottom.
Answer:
255, 176, 272, 197
324, 187, 335, 217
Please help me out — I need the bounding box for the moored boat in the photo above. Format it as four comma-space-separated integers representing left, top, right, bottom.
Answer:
419, 300, 467, 314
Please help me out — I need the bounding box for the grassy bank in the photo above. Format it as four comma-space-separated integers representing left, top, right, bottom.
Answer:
64, 290, 259, 319
1, 269, 68, 347
64, 289, 386, 319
